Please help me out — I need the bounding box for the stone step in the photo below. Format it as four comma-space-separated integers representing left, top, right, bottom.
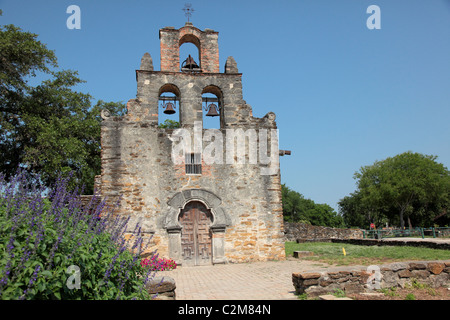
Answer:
293, 251, 314, 258
319, 294, 353, 300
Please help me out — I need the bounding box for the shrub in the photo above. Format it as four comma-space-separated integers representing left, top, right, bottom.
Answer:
0, 171, 156, 300
405, 293, 416, 300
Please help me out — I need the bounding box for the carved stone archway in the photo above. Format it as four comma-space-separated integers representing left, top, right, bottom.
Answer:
164, 189, 231, 265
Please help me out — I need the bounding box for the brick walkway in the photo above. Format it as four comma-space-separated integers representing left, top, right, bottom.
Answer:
158, 259, 331, 300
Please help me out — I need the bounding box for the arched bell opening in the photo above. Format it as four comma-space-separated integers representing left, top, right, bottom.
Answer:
158, 83, 181, 128
179, 35, 201, 72
202, 85, 223, 129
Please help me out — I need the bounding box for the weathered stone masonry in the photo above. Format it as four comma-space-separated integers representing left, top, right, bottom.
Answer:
284, 222, 364, 242
293, 260, 450, 297
100, 22, 286, 265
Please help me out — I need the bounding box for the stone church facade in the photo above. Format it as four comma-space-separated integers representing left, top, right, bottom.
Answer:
99, 22, 287, 266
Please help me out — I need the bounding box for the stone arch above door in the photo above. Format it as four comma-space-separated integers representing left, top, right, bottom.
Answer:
164, 189, 230, 265
164, 188, 231, 231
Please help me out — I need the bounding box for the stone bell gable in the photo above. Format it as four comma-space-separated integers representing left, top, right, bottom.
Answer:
100, 22, 287, 265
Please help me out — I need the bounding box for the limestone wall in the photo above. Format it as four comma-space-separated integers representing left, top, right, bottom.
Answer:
292, 260, 450, 297
284, 222, 364, 242
100, 118, 285, 264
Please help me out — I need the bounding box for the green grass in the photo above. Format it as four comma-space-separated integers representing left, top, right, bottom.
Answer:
285, 241, 450, 266
405, 293, 416, 300
381, 287, 398, 297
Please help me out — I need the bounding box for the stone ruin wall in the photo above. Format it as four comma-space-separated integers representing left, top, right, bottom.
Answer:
293, 260, 450, 297
284, 222, 364, 242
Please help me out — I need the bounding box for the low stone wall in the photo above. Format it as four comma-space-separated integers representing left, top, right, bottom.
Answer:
284, 222, 364, 242
292, 260, 450, 297
145, 276, 176, 300
330, 238, 450, 250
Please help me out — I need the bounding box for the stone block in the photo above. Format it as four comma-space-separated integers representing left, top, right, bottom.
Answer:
431, 273, 449, 288
398, 269, 412, 278
389, 262, 408, 271
409, 262, 426, 270
304, 286, 329, 297
428, 262, 445, 275
319, 294, 353, 301
328, 272, 343, 279
145, 276, 176, 294
354, 271, 371, 284
336, 276, 351, 283
411, 270, 430, 279
343, 282, 364, 294
381, 271, 398, 288
319, 279, 334, 287
293, 251, 314, 258
295, 272, 322, 280
153, 293, 176, 300
303, 279, 320, 286
360, 292, 384, 298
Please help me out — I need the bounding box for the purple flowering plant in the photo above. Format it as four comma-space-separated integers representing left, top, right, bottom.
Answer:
0, 170, 156, 300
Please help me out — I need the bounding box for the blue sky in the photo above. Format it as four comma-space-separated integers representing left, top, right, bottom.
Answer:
1, 0, 450, 212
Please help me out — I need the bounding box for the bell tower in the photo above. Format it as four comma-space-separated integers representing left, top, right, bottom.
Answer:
159, 22, 220, 73
100, 21, 287, 266
132, 22, 251, 129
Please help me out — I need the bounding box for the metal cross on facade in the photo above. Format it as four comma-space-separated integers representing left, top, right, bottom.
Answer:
182, 3, 194, 22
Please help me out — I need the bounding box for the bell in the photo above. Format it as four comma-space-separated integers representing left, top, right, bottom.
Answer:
182, 54, 200, 70
205, 103, 219, 117
163, 102, 176, 114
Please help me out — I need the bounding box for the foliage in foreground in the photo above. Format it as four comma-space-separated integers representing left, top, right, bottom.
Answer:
0, 171, 155, 300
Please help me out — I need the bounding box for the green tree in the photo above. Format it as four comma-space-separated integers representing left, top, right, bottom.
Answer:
307, 202, 344, 228
281, 184, 344, 227
158, 119, 180, 129
281, 184, 305, 223
0, 24, 126, 193
338, 191, 389, 228
353, 151, 450, 229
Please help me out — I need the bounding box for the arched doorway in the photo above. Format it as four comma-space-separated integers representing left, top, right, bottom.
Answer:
178, 201, 213, 266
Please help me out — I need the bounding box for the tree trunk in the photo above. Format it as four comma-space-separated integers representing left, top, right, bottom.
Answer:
399, 208, 405, 229
408, 216, 413, 230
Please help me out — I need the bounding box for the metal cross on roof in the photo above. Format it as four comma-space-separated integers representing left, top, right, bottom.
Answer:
182, 3, 195, 22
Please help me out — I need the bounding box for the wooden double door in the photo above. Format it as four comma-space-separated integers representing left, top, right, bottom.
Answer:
179, 201, 213, 266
